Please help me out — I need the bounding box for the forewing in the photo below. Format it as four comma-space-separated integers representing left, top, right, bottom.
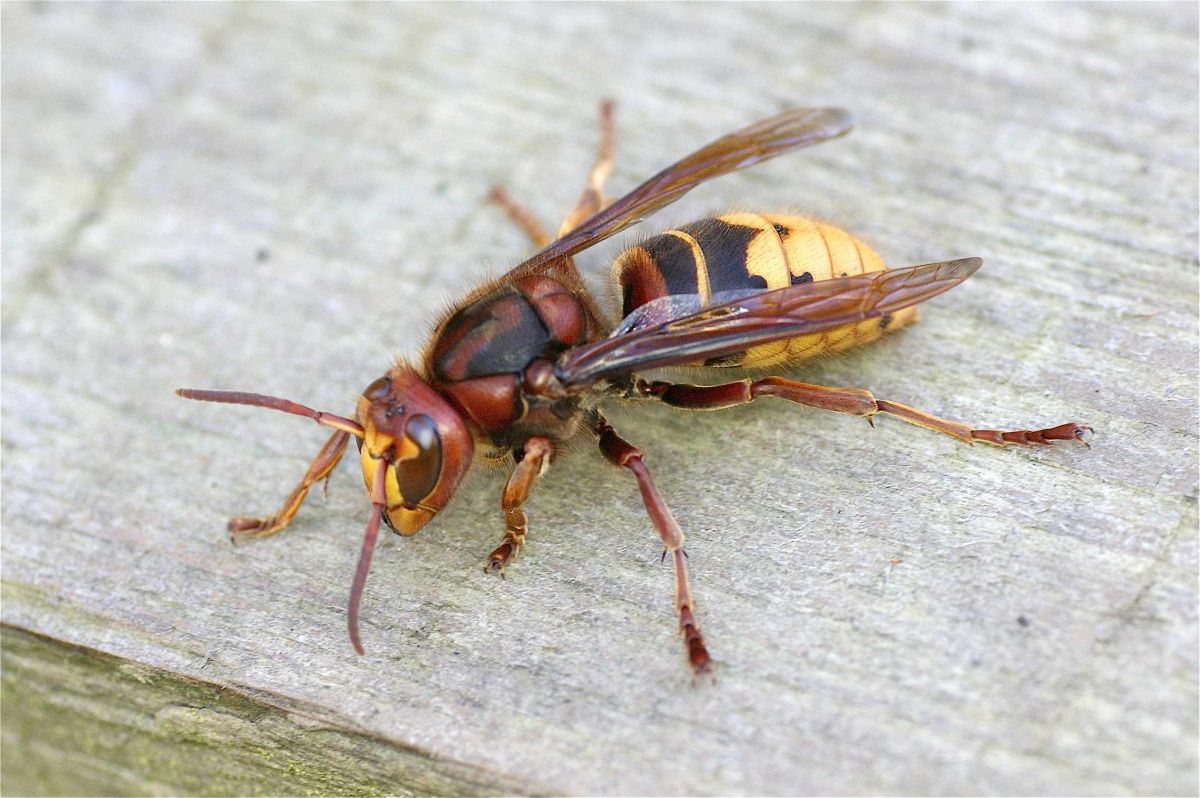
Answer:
553, 258, 982, 388
509, 107, 854, 277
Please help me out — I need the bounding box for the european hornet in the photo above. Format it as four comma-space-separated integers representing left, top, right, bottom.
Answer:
179, 103, 1091, 674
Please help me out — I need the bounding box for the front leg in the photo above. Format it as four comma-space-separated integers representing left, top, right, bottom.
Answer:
228, 429, 352, 544
486, 437, 553, 575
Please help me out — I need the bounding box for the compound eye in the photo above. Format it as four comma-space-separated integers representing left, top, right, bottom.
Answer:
363, 376, 391, 401
397, 414, 442, 506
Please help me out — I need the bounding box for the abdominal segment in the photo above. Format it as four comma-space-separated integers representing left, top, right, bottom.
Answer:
612, 213, 918, 369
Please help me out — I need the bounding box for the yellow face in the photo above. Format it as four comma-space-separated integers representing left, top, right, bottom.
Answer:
355, 366, 474, 536
358, 440, 438, 535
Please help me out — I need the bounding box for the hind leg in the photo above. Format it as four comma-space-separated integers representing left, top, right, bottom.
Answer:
635, 377, 1092, 448
557, 99, 616, 237
488, 100, 616, 248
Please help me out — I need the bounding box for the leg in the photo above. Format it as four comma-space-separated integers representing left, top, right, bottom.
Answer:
488, 185, 552, 248
228, 429, 352, 544
488, 100, 615, 247
634, 377, 1092, 447
486, 437, 553, 574
593, 413, 711, 675
557, 99, 616, 237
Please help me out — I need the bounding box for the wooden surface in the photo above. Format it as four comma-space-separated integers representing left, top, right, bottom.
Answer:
3, 3, 1196, 795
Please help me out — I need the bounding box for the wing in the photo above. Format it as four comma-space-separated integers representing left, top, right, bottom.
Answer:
509, 107, 854, 278
553, 258, 982, 389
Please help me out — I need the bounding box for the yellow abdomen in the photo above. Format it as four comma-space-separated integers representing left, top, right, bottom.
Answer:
612, 213, 918, 369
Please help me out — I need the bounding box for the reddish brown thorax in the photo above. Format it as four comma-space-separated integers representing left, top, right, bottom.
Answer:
425, 273, 602, 451
355, 367, 473, 535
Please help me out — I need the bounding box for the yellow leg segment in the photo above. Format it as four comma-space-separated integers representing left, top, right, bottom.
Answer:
227, 429, 352, 544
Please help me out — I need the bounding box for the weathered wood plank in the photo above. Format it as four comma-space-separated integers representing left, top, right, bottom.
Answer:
1, 627, 544, 797
3, 3, 1196, 795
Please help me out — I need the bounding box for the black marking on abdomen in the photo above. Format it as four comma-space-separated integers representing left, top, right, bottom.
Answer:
641, 233, 703, 295
679, 218, 766, 294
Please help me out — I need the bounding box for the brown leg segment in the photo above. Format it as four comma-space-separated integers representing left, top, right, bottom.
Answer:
593, 413, 711, 675
556, 99, 616, 237
488, 185, 552, 248
636, 377, 1092, 447
486, 437, 553, 574
227, 429, 352, 544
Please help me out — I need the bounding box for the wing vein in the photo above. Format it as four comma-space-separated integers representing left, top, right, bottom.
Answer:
554, 258, 982, 388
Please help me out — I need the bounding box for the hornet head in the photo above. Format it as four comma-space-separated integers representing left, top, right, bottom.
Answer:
355, 365, 474, 535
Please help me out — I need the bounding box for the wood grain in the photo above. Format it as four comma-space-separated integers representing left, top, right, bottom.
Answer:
3, 3, 1196, 795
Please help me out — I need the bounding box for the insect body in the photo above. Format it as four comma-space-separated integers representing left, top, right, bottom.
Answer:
178, 103, 1090, 674
614, 213, 917, 369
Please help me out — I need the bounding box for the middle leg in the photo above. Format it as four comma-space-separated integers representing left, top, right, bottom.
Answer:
489, 185, 552, 248
592, 412, 711, 674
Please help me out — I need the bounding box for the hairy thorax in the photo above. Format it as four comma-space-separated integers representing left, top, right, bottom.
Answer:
425, 274, 603, 453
